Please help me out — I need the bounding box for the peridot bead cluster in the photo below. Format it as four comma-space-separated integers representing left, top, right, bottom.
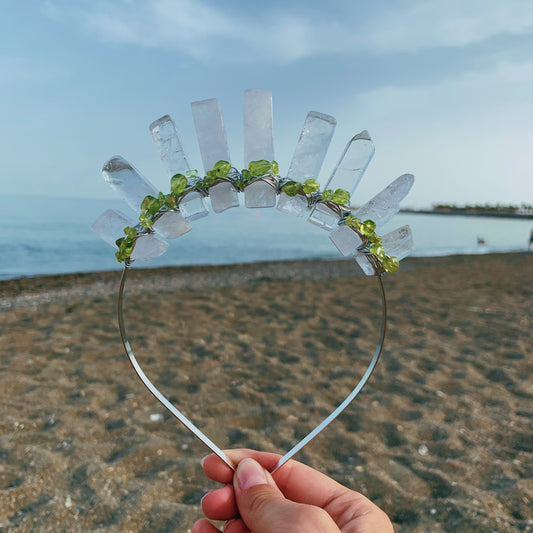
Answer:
114, 159, 399, 274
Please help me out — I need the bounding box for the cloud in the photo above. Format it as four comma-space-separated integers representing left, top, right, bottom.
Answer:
360, 0, 533, 53
43, 0, 533, 63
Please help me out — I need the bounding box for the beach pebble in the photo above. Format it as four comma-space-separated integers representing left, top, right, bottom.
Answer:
418, 444, 429, 456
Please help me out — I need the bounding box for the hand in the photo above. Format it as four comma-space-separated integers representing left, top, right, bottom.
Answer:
192, 449, 393, 533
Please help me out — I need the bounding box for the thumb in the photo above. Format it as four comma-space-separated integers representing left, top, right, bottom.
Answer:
233, 458, 340, 533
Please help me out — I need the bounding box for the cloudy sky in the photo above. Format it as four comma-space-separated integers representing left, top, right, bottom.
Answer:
2, 0, 532, 207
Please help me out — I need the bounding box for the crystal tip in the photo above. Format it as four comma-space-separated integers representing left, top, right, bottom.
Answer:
149, 115, 173, 131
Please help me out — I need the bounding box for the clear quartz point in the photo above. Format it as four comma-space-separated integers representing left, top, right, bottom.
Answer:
287, 111, 336, 184
191, 98, 231, 173
91, 209, 136, 247
354, 225, 413, 276
244, 88, 274, 164
277, 192, 308, 217
244, 180, 277, 208
354, 173, 415, 228
179, 190, 209, 221
91, 209, 168, 260
102, 156, 159, 213
131, 234, 168, 261
329, 225, 363, 257
307, 203, 342, 231
150, 115, 191, 177
323, 131, 375, 196
382, 225, 413, 259
210, 181, 240, 213
152, 210, 192, 239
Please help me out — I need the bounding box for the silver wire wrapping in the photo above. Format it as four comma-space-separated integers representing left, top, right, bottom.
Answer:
117, 262, 387, 473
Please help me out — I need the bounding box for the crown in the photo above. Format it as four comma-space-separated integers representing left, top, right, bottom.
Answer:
90, 89, 414, 470
92, 89, 413, 276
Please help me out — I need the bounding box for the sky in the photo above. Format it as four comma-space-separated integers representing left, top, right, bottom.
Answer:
1, 0, 533, 208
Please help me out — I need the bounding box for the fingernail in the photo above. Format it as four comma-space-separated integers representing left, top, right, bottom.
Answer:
236, 458, 267, 491
223, 519, 237, 531
200, 455, 208, 468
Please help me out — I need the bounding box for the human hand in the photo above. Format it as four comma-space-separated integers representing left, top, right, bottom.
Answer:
192, 449, 393, 533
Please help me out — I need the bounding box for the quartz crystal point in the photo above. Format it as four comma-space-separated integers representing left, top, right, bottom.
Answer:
150, 115, 191, 177
179, 190, 209, 221
281, 111, 335, 217
209, 181, 239, 213
329, 225, 363, 257
354, 225, 413, 276
277, 191, 309, 217
102, 155, 194, 238
152, 210, 192, 239
102, 156, 159, 213
191, 98, 231, 173
323, 131, 375, 196
245, 180, 277, 208
243, 88, 274, 163
91, 209, 168, 260
287, 111, 336, 185
307, 203, 342, 231
354, 174, 414, 228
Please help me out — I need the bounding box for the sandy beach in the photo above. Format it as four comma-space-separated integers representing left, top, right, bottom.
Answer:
0, 253, 531, 532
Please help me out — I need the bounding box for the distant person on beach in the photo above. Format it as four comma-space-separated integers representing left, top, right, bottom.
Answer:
193, 450, 393, 533
529, 229, 533, 251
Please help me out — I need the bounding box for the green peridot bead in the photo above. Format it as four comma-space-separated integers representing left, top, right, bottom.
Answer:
359, 221, 376, 237
164, 194, 177, 208
123, 226, 137, 239
363, 219, 376, 231
185, 169, 199, 179
139, 213, 153, 228
302, 179, 320, 194
370, 243, 386, 260
345, 214, 361, 228
322, 189, 335, 202
115, 237, 125, 248
332, 189, 350, 205
203, 172, 216, 187
211, 160, 231, 178
272, 160, 279, 175
141, 195, 161, 215
170, 174, 188, 195
282, 181, 301, 197
248, 160, 273, 176
382, 255, 400, 273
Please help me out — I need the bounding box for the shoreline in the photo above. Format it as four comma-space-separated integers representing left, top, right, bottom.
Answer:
1, 251, 530, 310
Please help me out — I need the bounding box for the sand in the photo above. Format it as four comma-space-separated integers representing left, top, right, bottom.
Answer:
0, 253, 532, 532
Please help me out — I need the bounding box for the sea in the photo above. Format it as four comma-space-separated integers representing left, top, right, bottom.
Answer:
1, 195, 531, 281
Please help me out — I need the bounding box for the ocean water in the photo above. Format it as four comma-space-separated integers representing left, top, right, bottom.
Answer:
0, 195, 531, 280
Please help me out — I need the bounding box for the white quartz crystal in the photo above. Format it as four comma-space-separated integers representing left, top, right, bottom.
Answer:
91, 209, 136, 247
323, 131, 375, 196
287, 111, 336, 184
152, 210, 192, 239
131, 234, 168, 260
150, 115, 191, 177
245, 180, 277, 208
307, 203, 341, 231
329, 225, 363, 257
91, 209, 168, 260
276, 192, 309, 217
191, 98, 231, 173
209, 181, 240, 213
102, 156, 159, 213
382, 225, 413, 259
354, 225, 413, 276
354, 174, 414, 228
179, 190, 209, 221
354, 254, 376, 276
244, 88, 274, 164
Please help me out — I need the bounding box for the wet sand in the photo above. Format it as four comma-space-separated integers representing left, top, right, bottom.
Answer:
0, 253, 532, 532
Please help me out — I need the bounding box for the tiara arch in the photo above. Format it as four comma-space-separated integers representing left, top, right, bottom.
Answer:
91, 89, 414, 472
